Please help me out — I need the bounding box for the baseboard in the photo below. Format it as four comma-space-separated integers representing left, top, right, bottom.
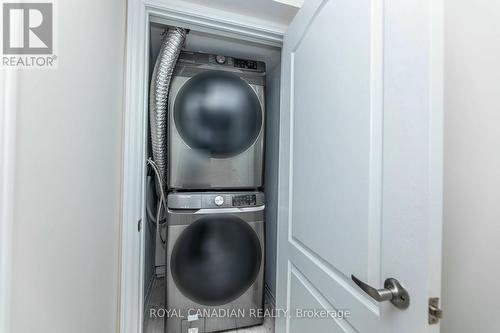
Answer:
264, 283, 276, 309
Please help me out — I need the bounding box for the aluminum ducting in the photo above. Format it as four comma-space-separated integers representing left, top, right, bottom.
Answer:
149, 27, 187, 188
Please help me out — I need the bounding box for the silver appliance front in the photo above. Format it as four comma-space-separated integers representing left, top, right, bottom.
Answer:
168, 52, 266, 190
165, 192, 265, 333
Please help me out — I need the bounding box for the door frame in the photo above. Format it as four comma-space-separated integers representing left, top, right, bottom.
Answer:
120, 1, 284, 332
0, 69, 18, 333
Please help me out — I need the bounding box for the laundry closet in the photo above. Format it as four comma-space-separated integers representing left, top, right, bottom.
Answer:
120, 1, 443, 333
140, 3, 291, 333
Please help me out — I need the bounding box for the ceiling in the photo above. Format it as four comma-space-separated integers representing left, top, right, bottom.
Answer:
273, 0, 303, 8
177, 0, 300, 29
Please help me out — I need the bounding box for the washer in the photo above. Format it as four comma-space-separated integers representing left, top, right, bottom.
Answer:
165, 192, 265, 333
168, 51, 266, 190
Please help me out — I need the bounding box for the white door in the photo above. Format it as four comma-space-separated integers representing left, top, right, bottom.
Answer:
275, 0, 443, 332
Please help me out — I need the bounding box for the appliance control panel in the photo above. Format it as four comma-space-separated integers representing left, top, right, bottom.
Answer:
178, 51, 266, 73
168, 192, 264, 209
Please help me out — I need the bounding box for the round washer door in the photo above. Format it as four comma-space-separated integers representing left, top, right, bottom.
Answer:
173, 71, 263, 158
170, 215, 262, 306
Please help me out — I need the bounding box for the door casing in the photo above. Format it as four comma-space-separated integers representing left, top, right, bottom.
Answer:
120, 1, 285, 332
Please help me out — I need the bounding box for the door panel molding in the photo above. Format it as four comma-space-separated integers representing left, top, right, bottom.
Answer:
288, 240, 381, 331
286, 0, 384, 294
289, 263, 356, 333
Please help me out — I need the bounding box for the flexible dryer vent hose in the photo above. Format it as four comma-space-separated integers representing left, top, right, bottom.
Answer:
149, 27, 187, 189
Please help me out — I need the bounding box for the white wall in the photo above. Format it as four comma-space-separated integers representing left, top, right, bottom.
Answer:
7, 0, 126, 332
442, 0, 500, 332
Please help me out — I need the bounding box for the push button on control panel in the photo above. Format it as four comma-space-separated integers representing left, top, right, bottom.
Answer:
232, 194, 257, 207
234, 58, 258, 70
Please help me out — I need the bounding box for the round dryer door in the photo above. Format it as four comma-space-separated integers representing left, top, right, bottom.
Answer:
173, 71, 263, 158
170, 215, 262, 306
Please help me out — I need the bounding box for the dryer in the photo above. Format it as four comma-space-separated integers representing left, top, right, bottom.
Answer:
168, 51, 265, 190
165, 191, 265, 333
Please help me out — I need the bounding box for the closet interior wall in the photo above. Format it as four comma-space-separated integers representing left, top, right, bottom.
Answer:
144, 23, 282, 304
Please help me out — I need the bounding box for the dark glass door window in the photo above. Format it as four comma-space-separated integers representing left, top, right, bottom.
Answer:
174, 71, 263, 158
170, 215, 262, 306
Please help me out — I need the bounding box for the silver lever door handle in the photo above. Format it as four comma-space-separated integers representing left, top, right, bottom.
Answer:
351, 275, 410, 310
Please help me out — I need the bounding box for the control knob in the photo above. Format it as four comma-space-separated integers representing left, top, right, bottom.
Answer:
214, 195, 224, 206
215, 55, 226, 64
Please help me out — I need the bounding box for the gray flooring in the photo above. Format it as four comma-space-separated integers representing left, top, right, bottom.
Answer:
144, 278, 274, 333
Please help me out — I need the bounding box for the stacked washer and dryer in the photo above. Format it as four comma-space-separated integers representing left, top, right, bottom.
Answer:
150, 34, 267, 333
